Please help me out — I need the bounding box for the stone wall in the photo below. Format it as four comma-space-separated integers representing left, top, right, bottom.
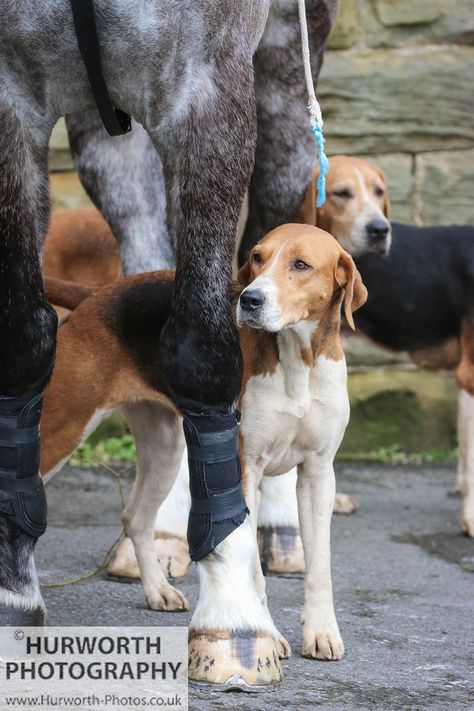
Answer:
320, 0, 474, 224
49, 1, 474, 224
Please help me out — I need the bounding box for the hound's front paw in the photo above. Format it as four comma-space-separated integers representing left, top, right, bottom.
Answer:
460, 498, 474, 538
275, 632, 292, 659
301, 611, 344, 660
333, 492, 359, 515
145, 583, 188, 612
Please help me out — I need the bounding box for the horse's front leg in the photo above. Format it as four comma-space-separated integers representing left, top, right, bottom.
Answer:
151, 47, 281, 689
0, 102, 57, 624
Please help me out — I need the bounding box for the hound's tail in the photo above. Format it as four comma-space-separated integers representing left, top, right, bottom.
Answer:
44, 277, 94, 311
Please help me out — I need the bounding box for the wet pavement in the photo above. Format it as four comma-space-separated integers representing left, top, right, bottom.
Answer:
36, 462, 474, 710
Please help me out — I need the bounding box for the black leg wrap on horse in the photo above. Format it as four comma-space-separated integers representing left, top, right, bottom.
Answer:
183, 410, 248, 562
0, 387, 47, 538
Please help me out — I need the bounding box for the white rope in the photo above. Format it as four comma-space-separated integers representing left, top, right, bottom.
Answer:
296, 0, 329, 206
297, 0, 324, 127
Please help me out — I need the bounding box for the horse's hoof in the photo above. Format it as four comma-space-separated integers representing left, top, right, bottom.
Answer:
0, 606, 44, 626
258, 526, 305, 576
188, 629, 282, 692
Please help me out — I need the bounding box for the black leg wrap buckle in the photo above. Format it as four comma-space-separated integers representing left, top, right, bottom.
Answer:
183, 410, 248, 562
0, 387, 47, 538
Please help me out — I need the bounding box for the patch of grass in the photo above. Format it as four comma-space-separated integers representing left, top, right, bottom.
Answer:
70, 434, 136, 467
337, 444, 458, 465
69, 434, 458, 468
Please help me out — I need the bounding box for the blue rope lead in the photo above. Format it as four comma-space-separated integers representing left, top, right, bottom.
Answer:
312, 120, 329, 208
298, 0, 329, 209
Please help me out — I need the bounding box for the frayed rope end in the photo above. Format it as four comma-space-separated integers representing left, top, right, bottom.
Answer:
312, 120, 329, 208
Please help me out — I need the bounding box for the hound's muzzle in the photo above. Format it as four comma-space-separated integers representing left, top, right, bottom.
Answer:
366, 218, 391, 255
239, 289, 266, 313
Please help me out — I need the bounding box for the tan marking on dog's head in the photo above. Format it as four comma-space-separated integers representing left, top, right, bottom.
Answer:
298, 156, 391, 257
237, 224, 367, 351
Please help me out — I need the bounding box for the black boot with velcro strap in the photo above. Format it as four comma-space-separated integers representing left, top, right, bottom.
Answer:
0, 385, 47, 540
183, 410, 248, 562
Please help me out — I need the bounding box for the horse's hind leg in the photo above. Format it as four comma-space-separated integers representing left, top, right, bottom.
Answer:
238, 0, 337, 264
0, 101, 57, 624
66, 111, 173, 274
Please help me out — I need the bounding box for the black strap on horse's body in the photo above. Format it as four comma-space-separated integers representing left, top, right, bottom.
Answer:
70, 0, 132, 137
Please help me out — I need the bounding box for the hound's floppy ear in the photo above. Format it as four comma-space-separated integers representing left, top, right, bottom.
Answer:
237, 260, 251, 286
296, 167, 318, 226
373, 164, 391, 219
335, 251, 368, 330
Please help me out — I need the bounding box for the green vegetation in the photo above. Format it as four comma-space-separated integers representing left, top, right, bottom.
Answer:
70, 433, 136, 467
336, 444, 458, 465
69, 433, 457, 469
68, 367, 459, 469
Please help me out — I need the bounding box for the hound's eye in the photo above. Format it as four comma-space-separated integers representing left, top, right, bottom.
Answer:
252, 253, 262, 264
374, 186, 385, 198
294, 259, 311, 271
332, 189, 353, 199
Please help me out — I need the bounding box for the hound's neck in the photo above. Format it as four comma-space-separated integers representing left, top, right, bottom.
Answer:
276, 321, 319, 400
276, 307, 344, 399
278, 320, 319, 363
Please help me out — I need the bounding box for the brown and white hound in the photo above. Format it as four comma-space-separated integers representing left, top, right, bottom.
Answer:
41, 224, 366, 684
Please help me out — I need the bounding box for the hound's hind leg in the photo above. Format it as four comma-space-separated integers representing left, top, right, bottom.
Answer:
458, 389, 474, 537
456, 310, 474, 536
119, 402, 188, 611
66, 112, 173, 274
108, 453, 191, 581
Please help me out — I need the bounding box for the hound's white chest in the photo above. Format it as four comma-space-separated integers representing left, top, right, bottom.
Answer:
240, 353, 349, 476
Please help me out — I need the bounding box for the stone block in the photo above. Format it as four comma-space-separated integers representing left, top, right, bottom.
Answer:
327, 0, 359, 49
319, 46, 474, 154
361, 0, 474, 47
374, 0, 442, 27
416, 149, 474, 225
341, 369, 457, 454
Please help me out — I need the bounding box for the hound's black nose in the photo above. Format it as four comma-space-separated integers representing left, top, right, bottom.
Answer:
240, 289, 265, 312
366, 219, 389, 243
